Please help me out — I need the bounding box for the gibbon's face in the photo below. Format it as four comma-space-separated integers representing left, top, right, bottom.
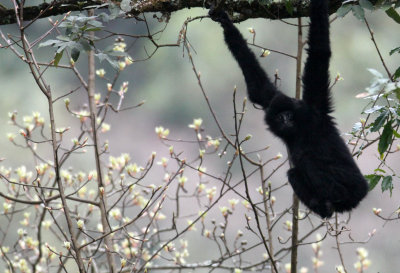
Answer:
275, 110, 294, 128
265, 96, 304, 140
270, 109, 297, 137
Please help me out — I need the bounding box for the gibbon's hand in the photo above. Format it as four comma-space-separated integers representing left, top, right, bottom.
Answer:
208, 6, 230, 24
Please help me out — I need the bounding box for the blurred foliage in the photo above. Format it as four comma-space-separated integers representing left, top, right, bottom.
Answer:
0, 1, 400, 272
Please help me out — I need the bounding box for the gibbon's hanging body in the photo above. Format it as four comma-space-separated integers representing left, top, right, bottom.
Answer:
209, 0, 368, 218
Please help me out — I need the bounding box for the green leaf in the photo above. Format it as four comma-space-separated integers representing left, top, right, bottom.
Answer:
98, 12, 110, 23
364, 105, 384, 114
381, 175, 393, 195
56, 44, 67, 54
393, 128, 400, 138
39, 39, 62, 48
88, 20, 103, 28
365, 174, 382, 191
394, 66, 400, 80
71, 48, 80, 62
359, 0, 374, 10
385, 7, 400, 24
336, 4, 352, 17
107, 51, 128, 57
285, 0, 294, 15
352, 5, 365, 20
108, 2, 122, 20
120, 0, 132, 12
352, 122, 362, 133
374, 168, 386, 173
56, 35, 72, 41
65, 26, 74, 36
54, 51, 64, 66
367, 68, 383, 78
85, 27, 102, 32
371, 109, 389, 132
95, 53, 119, 69
394, 87, 400, 100
390, 46, 400, 55
95, 52, 108, 62
79, 40, 92, 52
378, 122, 393, 155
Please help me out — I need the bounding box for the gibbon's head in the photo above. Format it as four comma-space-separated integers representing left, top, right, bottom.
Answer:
265, 94, 307, 141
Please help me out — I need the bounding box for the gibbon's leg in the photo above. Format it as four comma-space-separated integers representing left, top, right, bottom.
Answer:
288, 167, 333, 218
209, 7, 279, 108
287, 168, 314, 207
309, 199, 334, 219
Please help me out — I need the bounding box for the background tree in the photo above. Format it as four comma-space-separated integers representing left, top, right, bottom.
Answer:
0, 0, 399, 272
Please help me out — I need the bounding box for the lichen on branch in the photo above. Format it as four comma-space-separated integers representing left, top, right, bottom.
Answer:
0, 0, 346, 26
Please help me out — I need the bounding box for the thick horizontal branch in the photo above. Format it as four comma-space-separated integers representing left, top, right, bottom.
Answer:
0, 0, 351, 26
0, 0, 104, 26
127, 0, 345, 21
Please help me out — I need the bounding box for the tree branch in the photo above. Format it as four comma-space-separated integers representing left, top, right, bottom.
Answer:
0, 0, 347, 26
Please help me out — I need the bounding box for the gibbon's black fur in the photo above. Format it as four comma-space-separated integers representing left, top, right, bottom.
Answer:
209, 0, 368, 218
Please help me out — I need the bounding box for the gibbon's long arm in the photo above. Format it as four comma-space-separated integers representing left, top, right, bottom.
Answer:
210, 9, 279, 108
302, 0, 332, 113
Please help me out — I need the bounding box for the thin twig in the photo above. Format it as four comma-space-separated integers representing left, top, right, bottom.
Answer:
86, 8, 116, 273
364, 18, 393, 81
335, 213, 348, 273
290, 16, 303, 273
233, 88, 279, 273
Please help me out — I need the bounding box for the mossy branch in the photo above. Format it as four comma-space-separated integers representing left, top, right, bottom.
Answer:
0, 0, 347, 26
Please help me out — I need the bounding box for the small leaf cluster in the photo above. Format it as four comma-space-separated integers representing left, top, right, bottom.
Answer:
337, 0, 400, 21
351, 69, 399, 195
39, 14, 104, 65
361, 70, 400, 157
39, 7, 130, 68
366, 172, 393, 195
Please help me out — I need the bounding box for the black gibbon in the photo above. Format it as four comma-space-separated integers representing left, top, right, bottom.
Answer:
209, 0, 368, 218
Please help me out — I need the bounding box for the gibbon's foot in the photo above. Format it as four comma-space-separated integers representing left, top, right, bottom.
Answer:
309, 199, 334, 219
